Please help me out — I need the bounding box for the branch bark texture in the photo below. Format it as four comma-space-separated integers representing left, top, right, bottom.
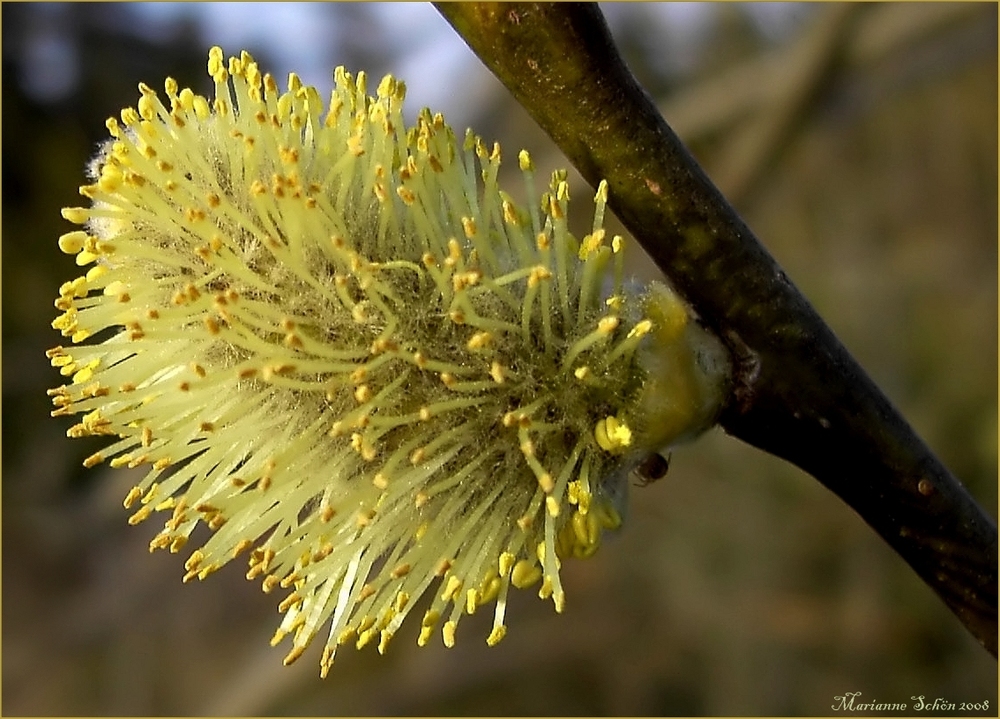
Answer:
435, 2, 997, 655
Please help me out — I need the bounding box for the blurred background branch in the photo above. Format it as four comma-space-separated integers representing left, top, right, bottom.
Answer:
435, 2, 996, 655
670, 1, 862, 206
662, 3, 985, 205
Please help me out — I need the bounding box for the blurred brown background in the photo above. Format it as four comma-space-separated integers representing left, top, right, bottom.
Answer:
2, 3, 996, 715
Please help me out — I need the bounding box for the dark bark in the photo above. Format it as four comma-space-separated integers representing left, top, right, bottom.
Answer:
435, 2, 997, 655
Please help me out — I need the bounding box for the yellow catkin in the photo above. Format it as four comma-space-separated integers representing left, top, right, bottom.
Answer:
47, 48, 729, 677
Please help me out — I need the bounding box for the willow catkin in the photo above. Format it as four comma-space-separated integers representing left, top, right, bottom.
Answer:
48, 48, 729, 676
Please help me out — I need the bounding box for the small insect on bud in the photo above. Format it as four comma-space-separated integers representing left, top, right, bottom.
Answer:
632, 452, 671, 487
